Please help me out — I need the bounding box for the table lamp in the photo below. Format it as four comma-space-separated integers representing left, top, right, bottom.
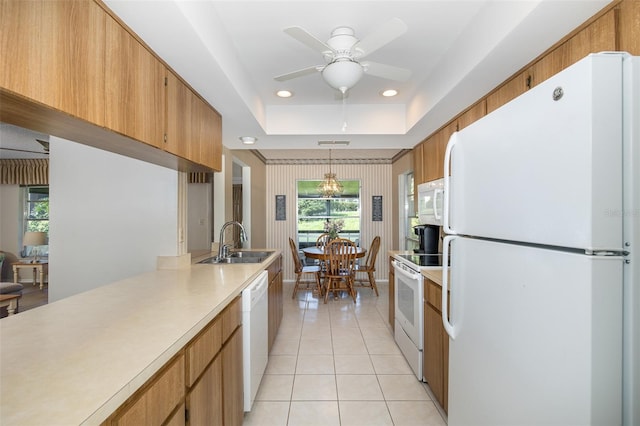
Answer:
23, 231, 47, 263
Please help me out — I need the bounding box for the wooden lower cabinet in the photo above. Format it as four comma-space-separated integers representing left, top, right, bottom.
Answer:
166, 404, 186, 426
268, 256, 283, 352
388, 257, 395, 328
104, 296, 244, 426
222, 327, 244, 426
187, 355, 223, 425
110, 353, 185, 425
423, 278, 449, 413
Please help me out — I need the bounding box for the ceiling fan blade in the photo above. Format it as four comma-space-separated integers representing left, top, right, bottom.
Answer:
354, 18, 407, 58
284, 26, 335, 54
361, 61, 412, 82
274, 65, 323, 82
0, 147, 49, 155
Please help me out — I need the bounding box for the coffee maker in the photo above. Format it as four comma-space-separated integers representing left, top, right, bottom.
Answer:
414, 224, 440, 254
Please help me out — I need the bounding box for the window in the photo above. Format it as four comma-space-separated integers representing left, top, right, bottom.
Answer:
403, 172, 419, 251
296, 180, 361, 248
23, 186, 49, 257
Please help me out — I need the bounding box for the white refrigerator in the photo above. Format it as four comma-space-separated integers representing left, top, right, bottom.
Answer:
441, 53, 638, 426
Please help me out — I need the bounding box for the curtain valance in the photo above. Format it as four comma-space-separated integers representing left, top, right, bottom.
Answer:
0, 158, 49, 185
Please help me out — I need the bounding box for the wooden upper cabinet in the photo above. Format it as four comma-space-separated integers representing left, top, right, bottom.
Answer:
413, 142, 424, 203
1, 0, 106, 125
166, 71, 222, 171
457, 100, 486, 131
422, 135, 440, 182
486, 69, 532, 114
104, 14, 165, 149
201, 105, 222, 171
166, 71, 192, 158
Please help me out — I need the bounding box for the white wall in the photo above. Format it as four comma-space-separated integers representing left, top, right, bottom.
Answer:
49, 137, 178, 301
0, 185, 20, 256
187, 182, 212, 251
267, 162, 392, 283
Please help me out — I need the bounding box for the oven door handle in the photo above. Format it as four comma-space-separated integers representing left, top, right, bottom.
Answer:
392, 260, 420, 280
442, 235, 457, 340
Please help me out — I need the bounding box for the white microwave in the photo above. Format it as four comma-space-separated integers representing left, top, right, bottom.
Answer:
417, 178, 444, 225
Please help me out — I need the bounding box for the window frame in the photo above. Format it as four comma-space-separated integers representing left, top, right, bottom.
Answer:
295, 179, 362, 249
22, 185, 49, 258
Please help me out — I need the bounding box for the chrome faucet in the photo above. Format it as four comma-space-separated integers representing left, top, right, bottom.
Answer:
217, 221, 248, 260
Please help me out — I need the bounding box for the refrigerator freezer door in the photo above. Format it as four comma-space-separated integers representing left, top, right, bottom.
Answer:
447, 237, 623, 425
446, 53, 624, 251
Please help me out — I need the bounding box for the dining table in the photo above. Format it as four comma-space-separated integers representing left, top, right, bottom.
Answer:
301, 245, 366, 260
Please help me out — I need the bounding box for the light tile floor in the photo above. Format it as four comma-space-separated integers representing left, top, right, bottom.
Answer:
243, 282, 448, 426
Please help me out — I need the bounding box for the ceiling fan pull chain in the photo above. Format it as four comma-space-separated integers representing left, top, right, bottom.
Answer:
342, 93, 348, 132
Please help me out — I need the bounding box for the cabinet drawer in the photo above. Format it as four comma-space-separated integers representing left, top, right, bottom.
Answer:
221, 296, 242, 343
426, 279, 442, 312
113, 353, 185, 425
268, 256, 282, 282
186, 317, 222, 387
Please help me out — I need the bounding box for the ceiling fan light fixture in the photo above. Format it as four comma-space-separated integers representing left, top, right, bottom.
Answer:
239, 136, 257, 145
321, 59, 363, 93
276, 90, 293, 98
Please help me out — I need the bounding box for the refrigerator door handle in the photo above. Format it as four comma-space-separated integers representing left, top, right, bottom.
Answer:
442, 234, 457, 339
443, 132, 458, 235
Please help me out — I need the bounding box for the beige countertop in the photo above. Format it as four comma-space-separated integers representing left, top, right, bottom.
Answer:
0, 250, 281, 426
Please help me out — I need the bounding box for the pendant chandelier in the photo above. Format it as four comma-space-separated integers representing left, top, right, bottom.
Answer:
318, 149, 343, 198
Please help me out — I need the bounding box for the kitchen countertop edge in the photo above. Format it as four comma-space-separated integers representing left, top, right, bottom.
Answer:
0, 249, 281, 426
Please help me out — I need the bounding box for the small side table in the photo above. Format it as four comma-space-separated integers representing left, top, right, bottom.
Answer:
0, 294, 21, 316
13, 261, 48, 290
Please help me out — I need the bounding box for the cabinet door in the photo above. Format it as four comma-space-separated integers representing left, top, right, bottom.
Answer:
221, 296, 242, 343
1, 0, 105, 125
165, 404, 185, 426
204, 107, 222, 171
413, 143, 424, 187
187, 355, 223, 426
166, 71, 192, 158
222, 327, 244, 426
186, 317, 222, 387
194, 95, 222, 171
388, 257, 395, 328
486, 69, 531, 114
105, 14, 165, 148
113, 354, 185, 426
457, 100, 486, 131
424, 301, 445, 406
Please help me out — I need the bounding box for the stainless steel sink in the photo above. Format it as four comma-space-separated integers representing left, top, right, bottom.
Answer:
197, 251, 274, 264
229, 250, 274, 258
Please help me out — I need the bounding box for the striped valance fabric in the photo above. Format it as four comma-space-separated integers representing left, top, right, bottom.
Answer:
0, 158, 49, 185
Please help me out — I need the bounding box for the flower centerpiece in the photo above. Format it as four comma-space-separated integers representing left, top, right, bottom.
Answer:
324, 219, 344, 240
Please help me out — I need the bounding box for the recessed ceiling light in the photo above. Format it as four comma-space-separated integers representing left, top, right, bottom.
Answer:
276, 90, 293, 98
381, 89, 398, 97
239, 136, 257, 145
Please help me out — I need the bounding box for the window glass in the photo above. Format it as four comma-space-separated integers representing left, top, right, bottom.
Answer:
23, 186, 49, 257
297, 180, 361, 248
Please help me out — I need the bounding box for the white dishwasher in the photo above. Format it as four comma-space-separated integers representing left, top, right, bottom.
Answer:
242, 270, 269, 412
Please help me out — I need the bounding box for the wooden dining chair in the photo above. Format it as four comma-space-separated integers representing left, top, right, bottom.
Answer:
354, 236, 381, 296
323, 238, 357, 303
316, 233, 331, 248
289, 238, 322, 299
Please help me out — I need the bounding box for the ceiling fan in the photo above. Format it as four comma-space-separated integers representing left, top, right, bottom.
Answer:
0, 139, 49, 155
274, 18, 412, 95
